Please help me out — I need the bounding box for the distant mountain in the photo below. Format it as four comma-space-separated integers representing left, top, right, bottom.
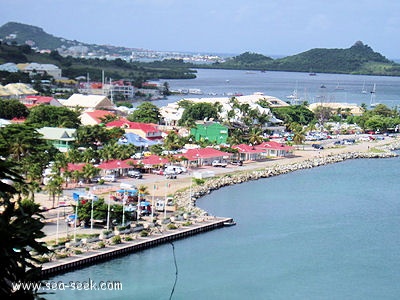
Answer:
210, 41, 400, 76
1, 22, 399, 76
0, 21, 82, 49
0, 22, 135, 57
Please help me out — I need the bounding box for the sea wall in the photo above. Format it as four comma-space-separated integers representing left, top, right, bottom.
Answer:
175, 145, 399, 213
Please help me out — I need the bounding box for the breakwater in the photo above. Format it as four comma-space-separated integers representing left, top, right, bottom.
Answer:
41, 217, 232, 277
175, 147, 399, 213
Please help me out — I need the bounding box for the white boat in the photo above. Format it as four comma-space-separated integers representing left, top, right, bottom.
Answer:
370, 83, 380, 107
361, 81, 368, 94
335, 82, 344, 90
188, 88, 203, 95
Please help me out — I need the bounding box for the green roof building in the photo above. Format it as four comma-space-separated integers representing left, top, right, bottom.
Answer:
37, 127, 76, 152
190, 122, 228, 144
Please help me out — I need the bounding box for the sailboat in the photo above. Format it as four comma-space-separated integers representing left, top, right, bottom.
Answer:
370, 83, 380, 107
286, 81, 300, 104
361, 81, 368, 94
335, 82, 344, 90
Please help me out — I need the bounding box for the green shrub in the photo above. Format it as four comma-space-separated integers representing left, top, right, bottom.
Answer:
124, 236, 133, 241
74, 249, 83, 255
140, 230, 149, 237
98, 241, 105, 248
182, 221, 192, 226
167, 223, 178, 230
111, 235, 122, 244
193, 178, 205, 185
56, 253, 68, 259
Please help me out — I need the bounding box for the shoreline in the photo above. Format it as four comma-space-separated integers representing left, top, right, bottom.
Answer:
38, 138, 400, 274
171, 139, 400, 215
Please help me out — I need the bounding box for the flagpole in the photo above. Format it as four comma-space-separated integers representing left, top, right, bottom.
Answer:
164, 182, 168, 220
151, 184, 156, 222
107, 192, 111, 230
73, 198, 79, 242
56, 198, 60, 245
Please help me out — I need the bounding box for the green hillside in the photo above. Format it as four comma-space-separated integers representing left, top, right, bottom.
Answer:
0, 22, 78, 49
211, 41, 400, 76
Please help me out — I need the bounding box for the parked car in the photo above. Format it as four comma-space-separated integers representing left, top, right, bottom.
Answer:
311, 144, 324, 150
212, 160, 228, 167
164, 169, 177, 179
101, 174, 116, 182
128, 170, 143, 179
230, 160, 243, 166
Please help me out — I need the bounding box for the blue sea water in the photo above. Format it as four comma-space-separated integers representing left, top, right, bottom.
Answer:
48, 156, 400, 300
149, 68, 400, 108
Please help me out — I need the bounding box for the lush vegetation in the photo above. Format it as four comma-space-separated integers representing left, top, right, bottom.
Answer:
0, 43, 196, 83
205, 42, 400, 76
0, 157, 50, 299
127, 102, 161, 124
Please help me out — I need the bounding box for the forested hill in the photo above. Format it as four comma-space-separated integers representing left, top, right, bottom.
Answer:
210, 41, 400, 76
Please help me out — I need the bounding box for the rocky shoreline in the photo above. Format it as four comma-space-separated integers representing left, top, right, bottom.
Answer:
174, 142, 400, 215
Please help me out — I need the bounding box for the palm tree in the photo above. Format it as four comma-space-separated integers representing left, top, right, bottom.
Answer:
289, 122, 306, 148
248, 127, 263, 146
82, 164, 100, 183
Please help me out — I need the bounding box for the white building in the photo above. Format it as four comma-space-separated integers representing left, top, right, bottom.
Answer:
19, 63, 62, 79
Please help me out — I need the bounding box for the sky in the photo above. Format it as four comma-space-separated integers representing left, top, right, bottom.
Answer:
1, 0, 399, 58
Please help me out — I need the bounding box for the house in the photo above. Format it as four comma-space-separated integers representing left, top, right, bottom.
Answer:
190, 122, 228, 145
177, 148, 232, 166
80, 110, 116, 126
60, 94, 115, 111
232, 144, 266, 161
37, 127, 76, 152
20, 95, 62, 108
258, 141, 294, 157
106, 119, 163, 142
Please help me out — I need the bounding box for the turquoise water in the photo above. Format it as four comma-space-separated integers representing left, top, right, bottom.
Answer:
48, 157, 400, 299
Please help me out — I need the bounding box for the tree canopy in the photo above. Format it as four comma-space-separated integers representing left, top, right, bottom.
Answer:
127, 102, 161, 124
25, 105, 81, 128
178, 102, 219, 126
0, 99, 29, 120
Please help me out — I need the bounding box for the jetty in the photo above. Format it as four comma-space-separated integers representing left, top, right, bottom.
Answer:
41, 217, 233, 277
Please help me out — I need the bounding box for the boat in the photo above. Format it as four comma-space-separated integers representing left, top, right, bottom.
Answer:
335, 82, 344, 90
223, 219, 236, 227
370, 83, 380, 107
286, 89, 300, 104
361, 81, 368, 94
309, 69, 316, 76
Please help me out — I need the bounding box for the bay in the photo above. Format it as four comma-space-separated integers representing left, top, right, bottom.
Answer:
48, 157, 400, 300
47, 69, 400, 299
150, 69, 400, 108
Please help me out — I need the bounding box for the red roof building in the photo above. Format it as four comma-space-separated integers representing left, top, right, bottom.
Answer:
258, 141, 294, 157
21, 95, 62, 108
232, 144, 265, 161
177, 148, 232, 166
106, 118, 163, 141
80, 110, 116, 126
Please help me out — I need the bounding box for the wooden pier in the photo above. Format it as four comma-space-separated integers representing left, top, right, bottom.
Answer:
41, 217, 233, 277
